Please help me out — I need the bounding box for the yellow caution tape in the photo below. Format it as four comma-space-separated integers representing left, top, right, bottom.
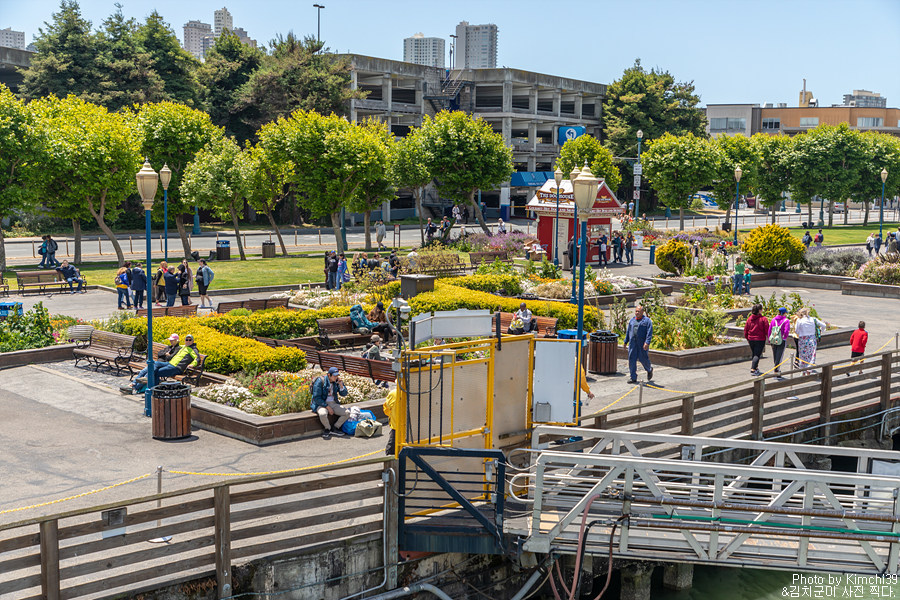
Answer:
166, 449, 383, 477
0, 473, 153, 516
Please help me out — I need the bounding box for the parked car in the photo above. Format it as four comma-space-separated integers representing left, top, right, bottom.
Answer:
833, 202, 845, 213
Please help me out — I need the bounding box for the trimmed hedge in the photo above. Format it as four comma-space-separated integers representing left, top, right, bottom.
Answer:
122, 317, 307, 374
656, 239, 693, 275
201, 306, 355, 338
743, 224, 805, 270
439, 273, 523, 296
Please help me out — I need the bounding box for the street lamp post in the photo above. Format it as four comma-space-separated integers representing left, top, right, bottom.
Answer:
569, 165, 580, 303
817, 195, 825, 228
313, 4, 324, 43
733, 166, 742, 246
136, 159, 159, 418
159, 164, 171, 261
573, 163, 600, 417
553, 166, 563, 266
635, 129, 643, 217
449, 34, 457, 69
880, 168, 888, 239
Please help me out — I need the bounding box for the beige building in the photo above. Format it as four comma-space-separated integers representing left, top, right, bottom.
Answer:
183, 20, 212, 60
403, 33, 445, 69
214, 7, 233, 38
0, 27, 25, 50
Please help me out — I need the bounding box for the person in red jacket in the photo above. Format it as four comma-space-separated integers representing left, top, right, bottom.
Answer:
743, 304, 770, 377
849, 321, 868, 375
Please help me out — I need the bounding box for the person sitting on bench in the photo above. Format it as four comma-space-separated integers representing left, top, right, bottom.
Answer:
132, 333, 199, 389
508, 302, 537, 334
56, 260, 84, 293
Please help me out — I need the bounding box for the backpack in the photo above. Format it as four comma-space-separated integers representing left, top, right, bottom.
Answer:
768, 322, 783, 346
114, 274, 124, 286
349, 304, 372, 330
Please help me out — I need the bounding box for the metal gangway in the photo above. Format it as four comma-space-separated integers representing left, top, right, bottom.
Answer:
507, 427, 900, 575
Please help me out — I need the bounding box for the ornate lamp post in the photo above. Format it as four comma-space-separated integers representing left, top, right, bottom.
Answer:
880, 168, 888, 239
136, 160, 159, 418
553, 166, 563, 266
160, 164, 171, 261
733, 166, 742, 246
569, 165, 580, 303
572, 163, 599, 418
635, 129, 643, 217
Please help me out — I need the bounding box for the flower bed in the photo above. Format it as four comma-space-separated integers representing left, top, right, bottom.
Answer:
855, 254, 900, 286
0, 302, 54, 352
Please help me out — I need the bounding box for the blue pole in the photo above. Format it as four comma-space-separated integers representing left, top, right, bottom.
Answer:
144, 207, 154, 418
554, 186, 560, 266
163, 188, 168, 262
635, 137, 642, 217
734, 179, 740, 245
570, 213, 578, 303
575, 218, 587, 420
881, 179, 886, 239
192, 205, 202, 235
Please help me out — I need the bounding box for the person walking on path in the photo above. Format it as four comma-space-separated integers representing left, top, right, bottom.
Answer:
624, 305, 654, 384
732, 266, 744, 296
802, 231, 812, 248
312, 367, 350, 439
154, 261, 168, 306
849, 321, 868, 375
375, 220, 386, 251
38, 236, 49, 268
195, 259, 214, 308
452, 205, 462, 224
131, 263, 147, 309
795, 307, 827, 375
815, 229, 824, 247
115, 267, 132, 310
874, 233, 883, 255
336, 253, 348, 291
326, 251, 338, 290
743, 304, 769, 376
612, 232, 623, 263
180, 260, 193, 304
44, 235, 61, 268
176, 264, 191, 305
767, 307, 791, 378
866, 233, 875, 257
597, 234, 608, 267
624, 232, 635, 265
163, 266, 179, 307
743, 268, 752, 295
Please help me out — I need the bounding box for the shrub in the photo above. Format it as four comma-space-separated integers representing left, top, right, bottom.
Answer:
803, 247, 868, 276
655, 239, 693, 274
593, 280, 617, 295
742, 224, 805, 271
856, 254, 900, 285
444, 273, 523, 296
0, 302, 54, 352
202, 306, 356, 339
121, 317, 307, 374
612, 289, 728, 351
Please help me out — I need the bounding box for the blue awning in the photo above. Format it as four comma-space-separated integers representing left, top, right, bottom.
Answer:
510, 171, 555, 187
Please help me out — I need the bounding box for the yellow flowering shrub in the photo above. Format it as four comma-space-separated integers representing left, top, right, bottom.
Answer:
655, 239, 693, 274
743, 224, 805, 270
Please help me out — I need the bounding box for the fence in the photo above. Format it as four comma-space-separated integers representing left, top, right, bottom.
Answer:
0, 457, 393, 600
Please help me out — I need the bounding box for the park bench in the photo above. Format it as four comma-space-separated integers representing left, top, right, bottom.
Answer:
72, 330, 138, 375
15, 270, 88, 295
496, 311, 559, 338
129, 342, 208, 387
214, 298, 291, 314
256, 336, 394, 383
0, 272, 8, 297
469, 250, 512, 269
316, 317, 373, 348
65, 324, 95, 345
135, 305, 198, 318
406, 253, 467, 277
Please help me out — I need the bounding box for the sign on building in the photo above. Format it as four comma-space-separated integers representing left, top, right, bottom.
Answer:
558, 126, 586, 145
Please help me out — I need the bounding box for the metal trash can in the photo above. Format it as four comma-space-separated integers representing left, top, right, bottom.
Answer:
216, 240, 231, 261
589, 330, 619, 375
649, 244, 656, 265
262, 241, 276, 258
152, 382, 192, 440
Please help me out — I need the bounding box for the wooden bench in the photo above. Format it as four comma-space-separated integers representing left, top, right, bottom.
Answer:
73, 330, 138, 375
496, 311, 559, 338
469, 250, 512, 269
214, 298, 291, 314
257, 337, 395, 383
66, 324, 95, 345
128, 342, 208, 387
15, 269, 88, 294
406, 253, 467, 277
135, 305, 198, 318
316, 317, 374, 348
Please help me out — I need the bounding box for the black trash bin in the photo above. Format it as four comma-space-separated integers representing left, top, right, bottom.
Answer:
152, 382, 192, 440
216, 240, 231, 261
262, 241, 276, 258
588, 330, 619, 375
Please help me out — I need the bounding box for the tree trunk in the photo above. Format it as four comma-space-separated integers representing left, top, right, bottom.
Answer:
724, 205, 732, 227
72, 219, 82, 264
843, 199, 849, 225
174, 214, 192, 258
678, 207, 685, 232
86, 195, 125, 266
807, 202, 813, 224
364, 210, 372, 251
0, 222, 6, 273
330, 211, 344, 252
229, 204, 247, 261
828, 200, 834, 227
265, 207, 288, 256
415, 188, 425, 245
469, 190, 490, 234
864, 199, 870, 226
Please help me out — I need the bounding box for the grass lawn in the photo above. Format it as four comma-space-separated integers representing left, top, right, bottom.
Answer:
738, 222, 900, 246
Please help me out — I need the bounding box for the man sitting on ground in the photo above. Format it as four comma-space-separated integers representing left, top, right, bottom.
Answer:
132, 333, 199, 390
312, 367, 350, 439
55, 260, 84, 293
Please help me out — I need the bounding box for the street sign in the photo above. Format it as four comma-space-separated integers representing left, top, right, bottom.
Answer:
633, 190, 641, 200
558, 126, 586, 145
633, 175, 642, 187
633, 162, 642, 175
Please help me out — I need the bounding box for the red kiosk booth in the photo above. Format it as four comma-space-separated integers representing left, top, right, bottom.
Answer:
527, 179, 625, 268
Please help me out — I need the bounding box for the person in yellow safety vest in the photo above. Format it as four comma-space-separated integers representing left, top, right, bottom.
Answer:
383, 389, 400, 456
133, 334, 199, 387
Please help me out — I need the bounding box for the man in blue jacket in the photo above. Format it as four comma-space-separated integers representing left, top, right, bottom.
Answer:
56, 260, 84, 293
624, 305, 654, 384
312, 367, 350, 439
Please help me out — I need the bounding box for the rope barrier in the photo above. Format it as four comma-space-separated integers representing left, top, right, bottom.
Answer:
0, 473, 153, 516
591, 385, 637, 414
756, 358, 789, 378
644, 383, 695, 395
166, 449, 383, 477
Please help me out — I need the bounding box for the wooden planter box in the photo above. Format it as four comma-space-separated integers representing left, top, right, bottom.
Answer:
650, 272, 854, 292
191, 396, 388, 446
530, 284, 673, 307
841, 280, 900, 299
665, 305, 753, 320
0, 343, 75, 369
615, 339, 748, 369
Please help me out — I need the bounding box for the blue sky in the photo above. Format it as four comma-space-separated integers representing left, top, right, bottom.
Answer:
5, 0, 900, 107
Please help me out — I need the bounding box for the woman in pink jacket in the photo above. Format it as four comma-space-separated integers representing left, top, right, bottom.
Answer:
743, 304, 769, 377
767, 307, 791, 379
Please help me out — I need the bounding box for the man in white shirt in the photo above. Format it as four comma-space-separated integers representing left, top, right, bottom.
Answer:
514, 302, 536, 333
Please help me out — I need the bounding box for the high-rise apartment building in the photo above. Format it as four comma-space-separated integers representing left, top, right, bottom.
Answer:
0, 27, 26, 50
842, 89, 887, 108
183, 20, 212, 60
233, 27, 257, 48
403, 33, 445, 68
214, 7, 233, 38
454, 21, 497, 69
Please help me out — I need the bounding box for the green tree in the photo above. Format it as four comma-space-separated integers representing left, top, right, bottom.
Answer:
236, 35, 364, 135
348, 119, 395, 251
709, 134, 756, 222
246, 143, 294, 256
557, 134, 622, 191
20, 0, 101, 103
418, 111, 514, 234
196, 30, 264, 143
136, 11, 201, 107
642, 133, 718, 231
134, 102, 224, 257
94, 4, 165, 112
392, 128, 431, 244
182, 137, 252, 260
853, 132, 900, 226
751, 134, 795, 224
0, 86, 43, 272
791, 124, 866, 227
32, 95, 141, 266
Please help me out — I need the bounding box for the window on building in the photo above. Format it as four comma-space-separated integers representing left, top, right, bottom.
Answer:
712, 118, 746, 130
727, 118, 746, 130
761, 118, 781, 130
710, 118, 727, 130
857, 117, 884, 128
799, 117, 818, 127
